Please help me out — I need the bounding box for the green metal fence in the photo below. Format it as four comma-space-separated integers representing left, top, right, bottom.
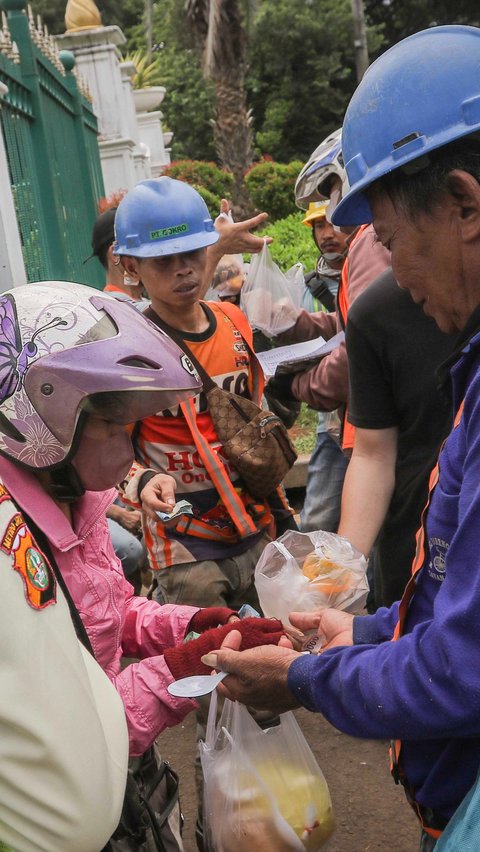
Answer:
0, 0, 105, 288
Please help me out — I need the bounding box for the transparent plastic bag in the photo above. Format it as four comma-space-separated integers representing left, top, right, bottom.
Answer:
285, 262, 305, 309
241, 242, 299, 337
324, 409, 342, 443
205, 209, 246, 302
200, 692, 335, 852
255, 529, 369, 628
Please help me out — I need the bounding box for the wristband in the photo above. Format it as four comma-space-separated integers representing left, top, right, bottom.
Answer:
138, 470, 157, 500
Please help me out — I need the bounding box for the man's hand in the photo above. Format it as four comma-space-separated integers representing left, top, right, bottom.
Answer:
213, 207, 272, 258
164, 618, 287, 680
107, 504, 142, 533
264, 371, 296, 403
202, 634, 300, 713
202, 203, 273, 295
289, 609, 354, 651
140, 473, 176, 521
119, 508, 142, 534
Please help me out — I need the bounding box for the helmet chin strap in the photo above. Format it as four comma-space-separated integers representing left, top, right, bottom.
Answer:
49, 464, 86, 502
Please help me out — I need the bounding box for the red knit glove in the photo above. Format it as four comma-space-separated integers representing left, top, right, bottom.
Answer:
164, 617, 284, 680
189, 607, 238, 633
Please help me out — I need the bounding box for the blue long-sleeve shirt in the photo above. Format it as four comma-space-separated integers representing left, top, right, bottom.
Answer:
288, 317, 480, 820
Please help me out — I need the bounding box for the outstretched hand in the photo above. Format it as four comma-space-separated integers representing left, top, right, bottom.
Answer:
202, 631, 300, 713
202, 201, 273, 295
164, 618, 288, 681
289, 609, 354, 651
213, 207, 273, 257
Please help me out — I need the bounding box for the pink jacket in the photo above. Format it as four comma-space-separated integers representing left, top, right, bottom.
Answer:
278, 224, 391, 410
0, 457, 198, 757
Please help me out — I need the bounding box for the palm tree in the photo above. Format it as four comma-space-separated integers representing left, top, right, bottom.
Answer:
186, 0, 254, 215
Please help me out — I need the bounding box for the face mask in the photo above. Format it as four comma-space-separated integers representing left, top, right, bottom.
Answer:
72, 427, 133, 492
322, 251, 344, 262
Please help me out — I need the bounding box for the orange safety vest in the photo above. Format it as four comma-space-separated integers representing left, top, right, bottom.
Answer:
338, 225, 369, 451
389, 401, 465, 840
179, 300, 272, 542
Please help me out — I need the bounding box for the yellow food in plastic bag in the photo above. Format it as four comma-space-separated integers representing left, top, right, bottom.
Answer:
215, 757, 335, 851
302, 552, 353, 596
259, 762, 335, 850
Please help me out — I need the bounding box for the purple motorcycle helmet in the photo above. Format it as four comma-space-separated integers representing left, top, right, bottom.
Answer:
0, 281, 201, 496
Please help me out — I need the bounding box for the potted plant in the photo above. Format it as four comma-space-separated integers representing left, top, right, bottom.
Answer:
125, 49, 166, 113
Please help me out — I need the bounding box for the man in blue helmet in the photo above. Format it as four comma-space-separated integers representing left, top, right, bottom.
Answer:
115, 176, 293, 593
198, 25, 480, 849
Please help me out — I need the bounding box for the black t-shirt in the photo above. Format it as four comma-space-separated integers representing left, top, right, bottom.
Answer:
346, 268, 456, 607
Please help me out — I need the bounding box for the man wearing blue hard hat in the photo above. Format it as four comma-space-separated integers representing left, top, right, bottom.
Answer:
114, 177, 293, 580
200, 25, 480, 849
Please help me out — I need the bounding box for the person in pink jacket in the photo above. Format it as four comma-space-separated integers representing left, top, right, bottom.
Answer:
0, 280, 287, 849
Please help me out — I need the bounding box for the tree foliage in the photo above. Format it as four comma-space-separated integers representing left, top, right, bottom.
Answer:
247, 0, 383, 162
127, 0, 217, 162
29, 0, 143, 36
163, 159, 234, 199
35, 0, 480, 178
244, 159, 303, 221
364, 0, 480, 54
257, 212, 318, 271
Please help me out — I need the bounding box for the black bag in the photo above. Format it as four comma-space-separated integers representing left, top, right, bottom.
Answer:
106, 744, 183, 852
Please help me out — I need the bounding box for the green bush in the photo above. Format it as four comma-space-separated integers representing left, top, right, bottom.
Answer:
257, 212, 318, 272
162, 160, 234, 202
244, 159, 303, 222
192, 184, 222, 218
291, 404, 318, 455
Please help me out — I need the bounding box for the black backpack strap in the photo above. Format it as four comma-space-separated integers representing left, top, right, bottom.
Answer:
304, 271, 336, 312
144, 305, 215, 393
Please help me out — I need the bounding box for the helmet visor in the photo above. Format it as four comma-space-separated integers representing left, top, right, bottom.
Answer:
81, 387, 186, 424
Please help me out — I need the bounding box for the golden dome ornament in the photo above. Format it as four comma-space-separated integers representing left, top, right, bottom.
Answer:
65, 0, 102, 32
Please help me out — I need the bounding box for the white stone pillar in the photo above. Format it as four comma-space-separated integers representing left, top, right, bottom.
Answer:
136, 108, 170, 177
97, 137, 136, 195
119, 61, 151, 182
56, 26, 141, 194
119, 60, 139, 141
0, 83, 27, 289
163, 130, 173, 162
132, 86, 171, 175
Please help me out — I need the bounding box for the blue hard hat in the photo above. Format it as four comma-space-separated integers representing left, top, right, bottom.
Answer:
113, 177, 219, 257
333, 25, 480, 226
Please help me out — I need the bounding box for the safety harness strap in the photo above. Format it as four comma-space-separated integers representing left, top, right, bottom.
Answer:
390, 400, 464, 837
181, 397, 259, 539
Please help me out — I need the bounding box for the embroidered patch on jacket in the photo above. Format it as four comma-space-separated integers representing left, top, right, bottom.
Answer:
1, 510, 56, 609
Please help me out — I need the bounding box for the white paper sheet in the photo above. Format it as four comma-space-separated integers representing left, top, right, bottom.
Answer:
256, 331, 345, 377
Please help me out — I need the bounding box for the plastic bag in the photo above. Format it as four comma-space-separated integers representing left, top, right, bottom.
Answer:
285, 262, 305, 309
255, 530, 369, 629
212, 253, 245, 299
206, 209, 246, 302
241, 242, 299, 337
200, 692, 335, 851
